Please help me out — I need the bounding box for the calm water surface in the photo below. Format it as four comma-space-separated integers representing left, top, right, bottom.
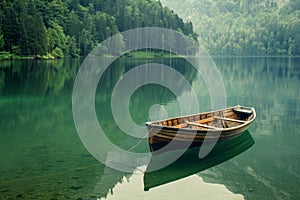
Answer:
0, 57, 299, 199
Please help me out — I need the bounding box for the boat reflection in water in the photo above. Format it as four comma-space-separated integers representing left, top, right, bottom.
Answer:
143, 130, 254, 191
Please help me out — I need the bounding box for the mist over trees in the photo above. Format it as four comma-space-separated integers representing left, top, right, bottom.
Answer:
0, 0, 197, 57
161, 0, 300, 56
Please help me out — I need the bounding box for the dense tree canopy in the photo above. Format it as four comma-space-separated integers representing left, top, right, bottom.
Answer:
161, 0, 300, 56
0, 0, 197, 57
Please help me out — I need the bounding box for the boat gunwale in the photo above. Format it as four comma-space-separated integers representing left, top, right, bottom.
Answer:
152, 124, 250, 139
145, 105, 256, 133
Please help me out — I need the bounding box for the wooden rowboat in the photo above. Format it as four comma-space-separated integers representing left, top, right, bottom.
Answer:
145, 105, 256, 153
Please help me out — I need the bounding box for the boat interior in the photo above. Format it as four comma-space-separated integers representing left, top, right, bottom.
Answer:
149, 106, 254, 130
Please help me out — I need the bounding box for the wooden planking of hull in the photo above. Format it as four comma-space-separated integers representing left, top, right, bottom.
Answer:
145, 105, 256, 153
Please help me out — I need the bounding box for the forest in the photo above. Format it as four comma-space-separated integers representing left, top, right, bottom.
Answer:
161, 0, 300, 56
0, 0, 197, 58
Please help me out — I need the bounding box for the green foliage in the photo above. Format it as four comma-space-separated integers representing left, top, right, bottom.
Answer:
18, 1, 49, 55
0, 23, 4, 50
0, 33, 4, 50
65, 36, 80, 58
11, 45, 21, 55
47, 21, 67, 52
161, 0, 300, 56
52, 47, 64, 58
0, 0, 197, 58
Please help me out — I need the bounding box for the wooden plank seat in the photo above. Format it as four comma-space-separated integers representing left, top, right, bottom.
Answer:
173, 117, 214, 128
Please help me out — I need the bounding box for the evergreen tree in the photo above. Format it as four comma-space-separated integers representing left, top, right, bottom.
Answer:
19, 1, 48, 55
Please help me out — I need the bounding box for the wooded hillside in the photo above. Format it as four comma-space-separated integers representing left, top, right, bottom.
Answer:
0, 0, 197, 58
161, 0, 300, 56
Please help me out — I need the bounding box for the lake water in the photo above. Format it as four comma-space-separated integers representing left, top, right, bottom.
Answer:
0, 57, 299, 199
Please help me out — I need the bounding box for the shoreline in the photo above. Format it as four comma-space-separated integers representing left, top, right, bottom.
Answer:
1, 51, 299, 61
0, 52, 55, 61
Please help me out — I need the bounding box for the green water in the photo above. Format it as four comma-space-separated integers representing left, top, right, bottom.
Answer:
0, 57, 299, 199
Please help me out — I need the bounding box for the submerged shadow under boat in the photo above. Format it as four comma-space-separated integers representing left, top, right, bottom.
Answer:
143, 130, 255, 191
